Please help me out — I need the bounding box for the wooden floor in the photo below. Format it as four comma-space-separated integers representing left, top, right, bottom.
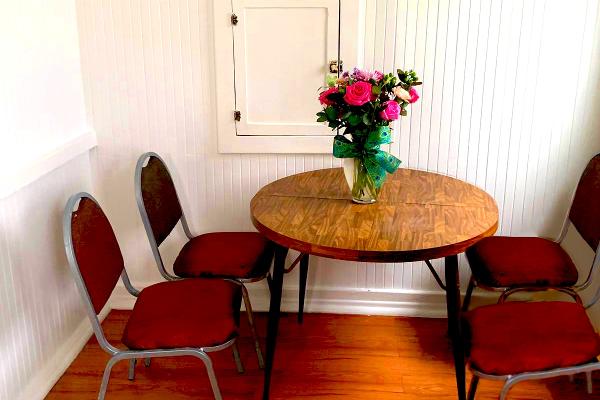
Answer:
48, 311, 598, 399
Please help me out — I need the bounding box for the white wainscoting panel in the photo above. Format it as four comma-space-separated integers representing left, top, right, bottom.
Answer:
76, 0, 600, 315
0, 153, 97, 400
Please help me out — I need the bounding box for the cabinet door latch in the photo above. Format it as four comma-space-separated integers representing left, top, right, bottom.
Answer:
231, 13, 239, 25
234, 110, 241, 121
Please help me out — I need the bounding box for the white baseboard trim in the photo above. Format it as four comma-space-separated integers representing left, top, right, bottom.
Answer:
0, 131, 97, 199
18, 306, 110, 400
110, 281, 500, 318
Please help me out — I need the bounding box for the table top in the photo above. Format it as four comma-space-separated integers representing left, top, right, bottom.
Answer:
250, 168, 498, 262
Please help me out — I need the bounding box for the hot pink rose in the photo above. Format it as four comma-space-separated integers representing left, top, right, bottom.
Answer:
409, 87, 419, 103
344, 81, 373, 106
319, 87, 338, 106
379, 100, 401, 121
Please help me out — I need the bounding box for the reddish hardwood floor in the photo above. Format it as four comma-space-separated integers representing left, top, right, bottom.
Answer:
47, 311, 598, 399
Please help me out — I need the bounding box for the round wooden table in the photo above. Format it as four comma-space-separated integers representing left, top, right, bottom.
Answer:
251, 167, 498, 400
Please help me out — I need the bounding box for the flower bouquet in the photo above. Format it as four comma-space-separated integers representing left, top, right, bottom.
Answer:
317, 68, 420, 203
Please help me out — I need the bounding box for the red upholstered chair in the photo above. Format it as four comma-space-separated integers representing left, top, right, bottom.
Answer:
463, 292, 600, 399
64, 193, 243, 400
462, 153, 600, 311
134, 152, 311, 368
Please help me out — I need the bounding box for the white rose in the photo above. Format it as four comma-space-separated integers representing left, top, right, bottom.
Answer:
393, 86, 411, 102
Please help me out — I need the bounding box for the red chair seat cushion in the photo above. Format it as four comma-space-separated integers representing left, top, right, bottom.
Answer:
466, 236, 578, 287
173, 232, 273, 279
122, 279, 241, 350
464, 301, 600, 375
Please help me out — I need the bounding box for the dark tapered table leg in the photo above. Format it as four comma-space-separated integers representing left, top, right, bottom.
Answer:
263, 245, 289, 400
445, 254, 466, 400
298, 253, 309, 324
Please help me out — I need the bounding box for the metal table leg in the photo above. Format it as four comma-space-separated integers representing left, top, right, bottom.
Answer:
445, 254, 467, 400
262, 245, 289, 400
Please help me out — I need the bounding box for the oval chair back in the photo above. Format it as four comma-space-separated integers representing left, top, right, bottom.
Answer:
569, 153, 600, 251
134, 152, 193, 281
63, 192, 129, 355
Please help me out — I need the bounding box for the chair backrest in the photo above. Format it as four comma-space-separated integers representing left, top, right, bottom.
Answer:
136, 153, 183, 246
569, 153, 600, 251
64, 193, 125, 315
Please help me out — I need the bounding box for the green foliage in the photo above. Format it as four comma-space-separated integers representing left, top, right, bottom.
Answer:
397, 69, 422, 87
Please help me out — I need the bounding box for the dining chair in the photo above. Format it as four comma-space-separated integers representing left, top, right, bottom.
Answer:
134, 152, 311, 368
64, 192, 244, 400
463, 288, 600, 399
462, 153, 600, 311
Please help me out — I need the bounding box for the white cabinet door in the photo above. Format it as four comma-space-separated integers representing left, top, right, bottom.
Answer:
232, 0, 338, 136
214, 0, 360, 153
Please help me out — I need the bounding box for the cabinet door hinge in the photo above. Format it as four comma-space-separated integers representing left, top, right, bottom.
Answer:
234, 110, 241, 121
231, 13, 239, 25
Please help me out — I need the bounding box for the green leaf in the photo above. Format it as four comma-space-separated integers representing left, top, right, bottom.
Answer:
348, 114, 361, 126
372, 86, 382, 95
325, 106, 337, 121
317, 116, 327, 122
362, 113, 372, 125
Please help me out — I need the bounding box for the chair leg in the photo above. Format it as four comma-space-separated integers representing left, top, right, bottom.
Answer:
195, 352, 223, 400
144, 358, 151, 368
587, 371, 593, 394
98, 357, 119, 400
467, 375, 479, 400
298, 254, 309, 324
462, 276, 475, 312
241, 283, 265, 369
128, 358, 137, 381
499, 377, 517, 400
232, 341, 245, 374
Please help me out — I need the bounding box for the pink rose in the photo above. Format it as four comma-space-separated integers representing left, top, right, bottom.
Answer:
372, 71, 384, 82
379, 100, 400, 121
319, 87, 338, 106
344, 81, 373, 106
409, 87, 419, 103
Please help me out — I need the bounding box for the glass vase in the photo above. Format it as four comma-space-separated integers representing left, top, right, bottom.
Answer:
343, 158, 380, 204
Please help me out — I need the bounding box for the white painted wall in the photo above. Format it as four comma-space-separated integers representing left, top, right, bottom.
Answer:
0, 1, 97, 399
0, 0, 89, 176
77, 0, 600, 317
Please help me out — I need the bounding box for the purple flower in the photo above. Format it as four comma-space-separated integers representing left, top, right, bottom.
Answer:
372, 71, 384, 82
351, 67, 372, 81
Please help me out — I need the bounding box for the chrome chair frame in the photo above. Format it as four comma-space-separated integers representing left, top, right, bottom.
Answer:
134, 152, 267, 367
466, 287, 600, 400
64, 193, 242, 400
461, 175, 600, 312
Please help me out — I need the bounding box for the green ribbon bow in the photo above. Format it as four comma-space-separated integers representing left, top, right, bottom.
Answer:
333, 126, 401, 188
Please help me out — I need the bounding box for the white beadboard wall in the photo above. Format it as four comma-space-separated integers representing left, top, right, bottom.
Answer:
76, 0, 600, 314
0, 154, 98, 400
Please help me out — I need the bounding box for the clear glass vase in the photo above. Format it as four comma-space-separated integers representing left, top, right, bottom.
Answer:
343, 158, 380, 204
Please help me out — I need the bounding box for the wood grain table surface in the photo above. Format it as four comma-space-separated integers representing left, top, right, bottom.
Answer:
250, 167, 499, 400
251, 167, 498, 262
